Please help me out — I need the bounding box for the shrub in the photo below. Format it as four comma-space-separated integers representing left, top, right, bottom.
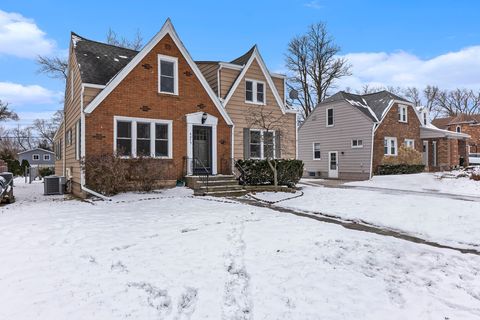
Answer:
82, 154, 128, 196
38, 167, 54, 177
236, 159, 304, 187
378, 164, 425, 175
6, 159, 21, 176
83, 154, 178, 195
382, 145, 423, 166
20, 160, 30, 174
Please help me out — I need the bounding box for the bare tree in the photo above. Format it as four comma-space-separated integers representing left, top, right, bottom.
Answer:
37, 29, 143, 80
36, 56, 68, 80
286, 22, 351, 119
11, 126, 36, 151
435, 88, 480, 116
31, 110, 63, 148
245, 106, 288, 189
0, 100, 19, 122
106, 28, 143, 50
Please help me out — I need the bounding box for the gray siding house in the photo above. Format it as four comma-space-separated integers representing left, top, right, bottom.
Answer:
299, 92, 376, 180
18, 148, 55, 167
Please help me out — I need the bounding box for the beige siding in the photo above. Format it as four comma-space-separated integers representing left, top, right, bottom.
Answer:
83, 86, 102, 106
271, 75, 285, 103
224, 59, 296, 160
298, 100, 374, 180
220, 67, 240, 99
196, 62, 219, 95
53, 43, 83, 191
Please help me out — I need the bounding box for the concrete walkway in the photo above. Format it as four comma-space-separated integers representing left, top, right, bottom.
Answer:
299, 179, 480, 203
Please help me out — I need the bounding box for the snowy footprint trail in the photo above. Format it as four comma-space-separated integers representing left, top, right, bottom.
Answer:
222, 221, 253, 319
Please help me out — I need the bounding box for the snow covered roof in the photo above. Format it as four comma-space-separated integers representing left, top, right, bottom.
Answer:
323, 90, 411, 122
71, 32, 139, 85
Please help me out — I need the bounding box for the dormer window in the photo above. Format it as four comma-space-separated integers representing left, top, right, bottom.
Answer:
398, 105, 408, 123
158, 54, 178, 95
245, 79, 265, 104
456, 126, 461, 133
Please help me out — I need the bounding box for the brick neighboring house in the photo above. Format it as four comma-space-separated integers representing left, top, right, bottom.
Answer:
298, 90, 470, 180
54, 19, 234, 197
432, 114, 480, 154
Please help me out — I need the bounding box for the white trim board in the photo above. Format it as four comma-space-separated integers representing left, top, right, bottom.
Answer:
83, 19, 233, 126
222, 46, 286, 114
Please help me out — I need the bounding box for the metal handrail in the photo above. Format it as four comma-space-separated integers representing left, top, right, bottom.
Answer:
188, 157, 210, 194
233, 159, 248, 185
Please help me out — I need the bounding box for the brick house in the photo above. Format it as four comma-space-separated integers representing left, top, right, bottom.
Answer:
53, 19, 297, 197
54, 19, 234, 197
298, 90, 470, 180
432, 114, 480, 154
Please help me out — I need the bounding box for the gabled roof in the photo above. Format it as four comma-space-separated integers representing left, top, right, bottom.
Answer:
321, 90, 413, 123
82, 19, 233, 125
323, 91, 378, 122
18, 148, 54, 155
72, 32, 138, 85
230, 46, 255, 66
432, 114, 480, 129
222, 46, 288, 114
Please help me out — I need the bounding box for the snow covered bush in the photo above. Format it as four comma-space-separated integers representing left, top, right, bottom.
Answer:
236, 159, 303, 187
471, 167, 480, 181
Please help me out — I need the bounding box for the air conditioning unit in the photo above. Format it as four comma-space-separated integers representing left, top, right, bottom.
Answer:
44, 176, 66, 195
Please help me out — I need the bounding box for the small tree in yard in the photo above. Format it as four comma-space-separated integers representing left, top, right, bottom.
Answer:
245, 106, 288, 189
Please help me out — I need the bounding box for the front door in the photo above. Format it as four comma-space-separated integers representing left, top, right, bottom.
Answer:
328, 151, 339, 178
193, 126, 212, 174
422, 141, 429, 166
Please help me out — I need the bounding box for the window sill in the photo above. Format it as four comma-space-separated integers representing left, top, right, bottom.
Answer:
384, 154, 398, 157
245, 100, 266, 106
398, 120, 408, 123
157, 91, 179, 98
313, 158, 322, 161
326, 124, 334, 128
351, 146, 363, 149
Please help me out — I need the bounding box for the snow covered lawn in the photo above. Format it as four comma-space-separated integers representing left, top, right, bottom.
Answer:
1, 180, 480, 319
345, 172, 480, 197
254, 184, 480, 250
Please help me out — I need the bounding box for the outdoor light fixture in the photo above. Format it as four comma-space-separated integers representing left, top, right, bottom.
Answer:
201, 112, 208, 124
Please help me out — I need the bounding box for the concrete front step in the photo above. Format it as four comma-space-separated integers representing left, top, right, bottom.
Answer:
196, 179, 239, 186
197, 185, 244, 192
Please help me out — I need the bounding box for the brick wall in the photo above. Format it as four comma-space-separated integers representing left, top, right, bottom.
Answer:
0, 160, 7, 173
372, 103, 422, 173
446, 124, 480, 153
85, 34, 232, 181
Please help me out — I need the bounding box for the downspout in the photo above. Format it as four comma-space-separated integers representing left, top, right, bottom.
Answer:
62, 110, 66, 177
81, 184, 111, 201
369, 123, 376, 180
231, 124, 235, 174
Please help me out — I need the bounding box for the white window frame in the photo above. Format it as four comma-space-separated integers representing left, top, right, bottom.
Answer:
113, 116, 173, 159
66, 128, 73, 146
313, 142, 321, 160
398, 105, 408, 123
351, 139, 363, 148
245, 79, 266, 105
384, 137, 398, 156
43, 154, 51, 161
249, 129, 275, 159
432, 141, 437, 167
32, 154, 40, 161
326, 108, 334, 127
158, 54, 178, 95
404, 139, 415, 149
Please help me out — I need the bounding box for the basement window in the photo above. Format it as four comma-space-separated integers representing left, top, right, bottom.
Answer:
158, 54, 178, 95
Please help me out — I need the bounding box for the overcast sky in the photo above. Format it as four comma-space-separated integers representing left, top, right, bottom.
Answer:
1, 0, 479, 128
